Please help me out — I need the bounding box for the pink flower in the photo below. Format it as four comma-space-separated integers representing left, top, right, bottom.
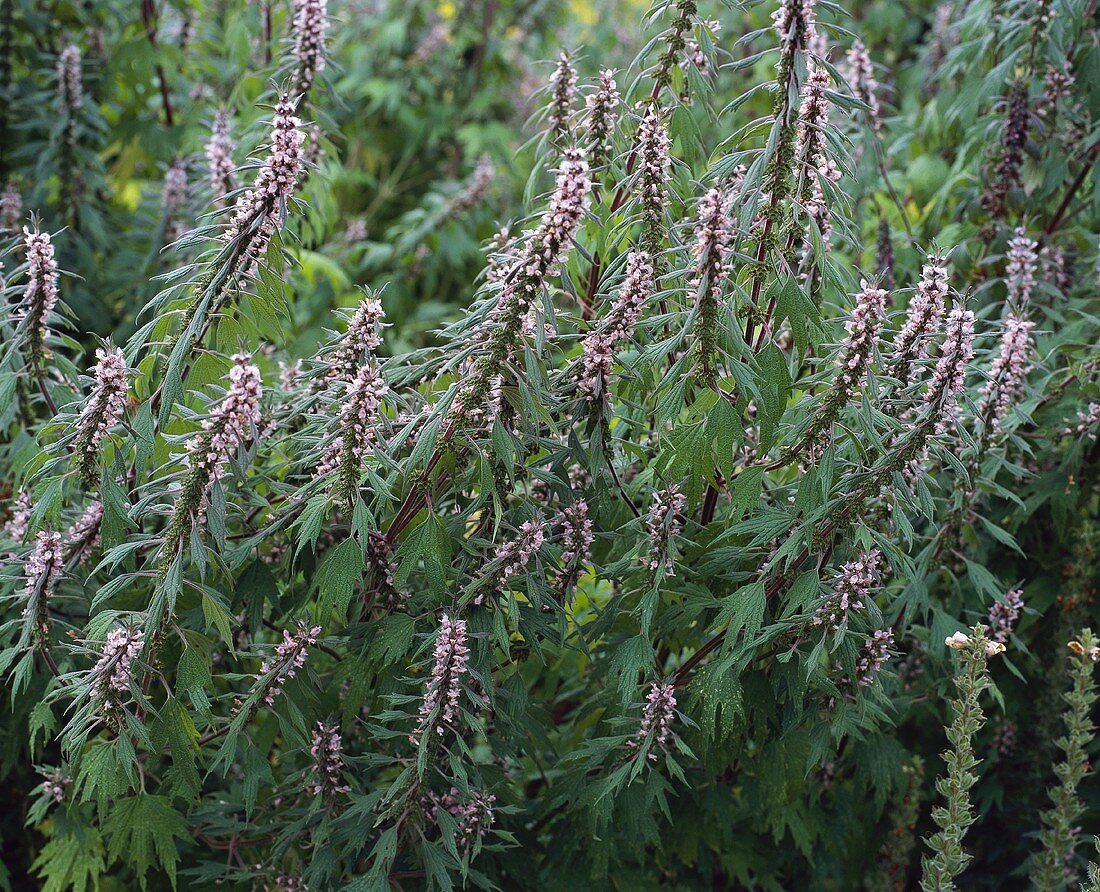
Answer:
843, 39, 881, 133
987, 587, 1024, 645
162, 160, 189, 243
584, 69, 620, 168
855, 629, 894, 686
646, 485, 686, 574
65, 501, 103, 563
73, 345, 129, 483
291, 0, 329, 95
0, 180, 22, 232
412, 614, 471, 743
3, 491, 33, 543
307, 721, 351, 797
21, 226, 60, 367
814, 549, 883, 632
631, 682, 677, 760
256, 623, 321, 706
892, 255, 949, 385
224, 94, 305, 273
1005, 226, 1038, 310
547, 51, 578, 143
981, 312, 1035, 429
92, 626, 145, 710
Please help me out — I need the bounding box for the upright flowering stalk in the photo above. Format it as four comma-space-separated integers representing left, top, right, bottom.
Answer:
630, 681, 677, 761
316, 362, 388, 501
55, 44, 84, 226
925, 306, 976, 412
689, 187, 735, 386
645, 484, 686, 575
0, 180, 21, 233
71, 345, 129, 485
652, 0, 701, 95
1005, 226, 1039, 310
635, 109, 672, 263
843, 39, 881, 133
291, 0, 329, 97
987, 587, 1024, 645
255, 623, 321, 706
162, 355, 262, 569
65, 501, 103, 565
980, 313, 1035, 431
206, 110, 237, 207
222, 93, 305, 276
546, 51, 577, 146
793, 65, 840, 257
20, 226, 60, 372
743, 0, 816, 348
574, 250, 655, 404
799, 281, 887, 460
307, 721, 351, 799
920, 626, 1002, 891
891, 255, 949, 388
814, 549, 882, 635
1030, 630, 1100, 891
982, 81, 1029, 219
411, 614, 470, 744
23, 531, 63, 646
557, 499, 593, 592
450, 148, 590, 431
326, 294, 386, 387
56, 43, 83, 124
162, 160, 188, 244
90, 626, 145, 719
584, 69, 620, 172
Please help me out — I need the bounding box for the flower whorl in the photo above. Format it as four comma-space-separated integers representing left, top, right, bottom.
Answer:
66, 501, 103, 562
412, 614, 471, 743
1005, 226, 1038, 310
646, 485, 686, 574
547, 51, 578, 144
256, 623, 321, 706
21, 226, 60, 368
56, 44, 83, 114
981, 312, 1035, 429
73, 345, 129, 484
327, 295, 386, 386
224, 94, 305, 273
24, 531, 63, 602
772, 0, 817, 51
451, 148, 590, 428
308, 721, 351, 798
891, 255, 949, 386
631, 682, 677, 760
636, 108, 672, 259
317, 361, 388, 495
291, 0, 329, 96
584, 69, 620, 170
814, 549, 883, 632
206, 110, 237, 206
689, 186, 736, 385
3, 491, 33, 543
987, 587, 1024, 645
926, 305, 976, 405
92, 626, 145, 711
855, 628, 894, 686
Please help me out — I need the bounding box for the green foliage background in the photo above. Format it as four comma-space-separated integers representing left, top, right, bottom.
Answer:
0, 0, 1099, 889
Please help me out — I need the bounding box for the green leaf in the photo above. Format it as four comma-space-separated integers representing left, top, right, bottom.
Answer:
314, 536, 365, 620
32, 825, 107, 892
711, 582, 766, 643
103, 794, 189, 889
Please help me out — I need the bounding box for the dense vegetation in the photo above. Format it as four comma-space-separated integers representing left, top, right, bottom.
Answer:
1, 0, 1099, 888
